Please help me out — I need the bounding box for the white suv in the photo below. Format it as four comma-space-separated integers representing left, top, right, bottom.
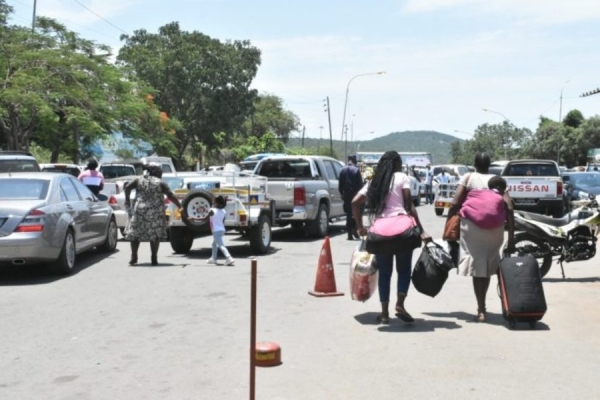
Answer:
0, 151, 40, 173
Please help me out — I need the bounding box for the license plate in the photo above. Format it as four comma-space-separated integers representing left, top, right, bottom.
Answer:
515, 199, 536, 205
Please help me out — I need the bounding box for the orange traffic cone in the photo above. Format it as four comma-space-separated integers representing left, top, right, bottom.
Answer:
308, 237, 344, 297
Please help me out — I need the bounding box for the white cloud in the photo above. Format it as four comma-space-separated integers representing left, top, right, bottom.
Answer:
403, 0, 600, 25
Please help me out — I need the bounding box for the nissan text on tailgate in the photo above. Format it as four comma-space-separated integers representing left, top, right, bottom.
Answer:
501, 159, 565, 217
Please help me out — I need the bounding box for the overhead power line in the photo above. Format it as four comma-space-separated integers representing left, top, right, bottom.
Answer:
72, 0, 128, 34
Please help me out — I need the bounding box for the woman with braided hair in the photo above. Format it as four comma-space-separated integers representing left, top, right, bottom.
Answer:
352, 151, 432, 324
124, 164, 182, 266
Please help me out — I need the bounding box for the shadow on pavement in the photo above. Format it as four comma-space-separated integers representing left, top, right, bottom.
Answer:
354, 312, 383, 326
269, 224, 347, 243
423, 311, 550, 331
423, 311, 506, 327
354, 312, 463, 332
178, 243, 281, 261
128, 262, 182, 268
0, 249, 118, 286
378, 318, 462, 332
543, 277, 600, 283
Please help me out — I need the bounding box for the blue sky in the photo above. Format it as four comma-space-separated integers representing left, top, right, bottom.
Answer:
8, 0, 600, 143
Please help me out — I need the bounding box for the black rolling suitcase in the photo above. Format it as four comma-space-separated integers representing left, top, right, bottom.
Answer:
498, 256, 547, 329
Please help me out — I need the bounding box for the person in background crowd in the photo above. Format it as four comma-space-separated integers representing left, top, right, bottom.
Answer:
207, 195, 235, 266
78, 159, 104, 196
434, 170, 450, 184
424, 164, 434, 204
446, 153, 515, 323
124, 164, 182, 266
352, 151, 432, 324
339, 155, 364, 240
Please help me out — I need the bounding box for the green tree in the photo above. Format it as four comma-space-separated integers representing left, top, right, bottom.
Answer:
117, 23, 262, 164
0, 4, 170, 162
563, 109, 584, 129
229, 132, 285, 161
244, 94, 300, 142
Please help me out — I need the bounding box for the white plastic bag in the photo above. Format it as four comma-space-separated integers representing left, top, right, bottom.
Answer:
349, 240, 378, 302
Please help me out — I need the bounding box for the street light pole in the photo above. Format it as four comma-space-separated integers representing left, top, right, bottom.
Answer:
557, 80, 571, 165
340, 71, 385, 160
32, 0, 37, 32
482, 108, 510, 160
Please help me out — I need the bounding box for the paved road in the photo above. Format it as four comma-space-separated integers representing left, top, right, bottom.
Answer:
1, 205, 600, 400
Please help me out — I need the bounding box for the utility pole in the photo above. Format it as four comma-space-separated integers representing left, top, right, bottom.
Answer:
32, 0, 37, 32
325, 97, 333, 155
301, 125, 305, 148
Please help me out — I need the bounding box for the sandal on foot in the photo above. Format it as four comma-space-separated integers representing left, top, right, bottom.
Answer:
376, 314, 390, 324
395, 307, 415, 323
474, 311, 487, 323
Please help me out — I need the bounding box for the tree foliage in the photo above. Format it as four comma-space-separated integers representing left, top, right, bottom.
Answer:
452, 110, 600, 167
118, 23, 262, 164
243, 94, 300, 142
0, 2, 172, 162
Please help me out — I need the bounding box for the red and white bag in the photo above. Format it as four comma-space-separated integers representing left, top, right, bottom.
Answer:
349, 240, 378, 302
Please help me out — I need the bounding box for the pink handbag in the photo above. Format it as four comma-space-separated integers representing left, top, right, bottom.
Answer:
366, 214, 422, 255
369, 214, 416, 236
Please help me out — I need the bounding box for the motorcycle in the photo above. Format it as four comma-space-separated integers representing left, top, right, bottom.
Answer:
509, 197, 600, 278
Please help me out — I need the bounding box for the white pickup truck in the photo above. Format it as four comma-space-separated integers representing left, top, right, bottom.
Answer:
253, 155, 346, 237
501, 159, 566, 217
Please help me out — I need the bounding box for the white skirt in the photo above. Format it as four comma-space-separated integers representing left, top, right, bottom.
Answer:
458, 218, 504, 277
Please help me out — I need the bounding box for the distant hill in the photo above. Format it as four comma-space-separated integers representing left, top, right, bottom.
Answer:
287, 130, 462, 164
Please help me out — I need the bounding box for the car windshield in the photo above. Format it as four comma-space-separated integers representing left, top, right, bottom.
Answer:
0, 160, 41, 173
503, 164, 559, 177
0, 179, 49, 199
570, 174, 600, 187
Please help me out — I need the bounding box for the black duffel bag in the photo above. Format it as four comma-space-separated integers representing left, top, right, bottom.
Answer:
411, 242, 455, 298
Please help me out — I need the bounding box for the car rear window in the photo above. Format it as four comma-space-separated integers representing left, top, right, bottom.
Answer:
100, 166, 136, 179
0, 160, 41, 173
0, 179, 49, 199
258, 160, 312, 178
41, 166, 80, 178
503, 163, 559, 177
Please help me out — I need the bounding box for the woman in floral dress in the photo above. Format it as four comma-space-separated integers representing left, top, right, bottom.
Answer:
124, 164, 182, 265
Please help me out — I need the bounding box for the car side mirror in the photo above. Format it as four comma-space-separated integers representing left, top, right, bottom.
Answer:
96, 194, 108, 202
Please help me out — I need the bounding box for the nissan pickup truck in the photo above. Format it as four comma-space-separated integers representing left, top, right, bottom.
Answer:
254, 155, 346, 237
501, 159, 566, 217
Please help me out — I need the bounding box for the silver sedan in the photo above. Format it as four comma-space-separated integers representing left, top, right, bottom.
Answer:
0, 173, 118, 275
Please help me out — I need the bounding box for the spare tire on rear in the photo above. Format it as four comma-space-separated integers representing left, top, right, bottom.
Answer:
181, 190, 214, 232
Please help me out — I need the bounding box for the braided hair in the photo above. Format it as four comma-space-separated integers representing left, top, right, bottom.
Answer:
366, 151, 402, 219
